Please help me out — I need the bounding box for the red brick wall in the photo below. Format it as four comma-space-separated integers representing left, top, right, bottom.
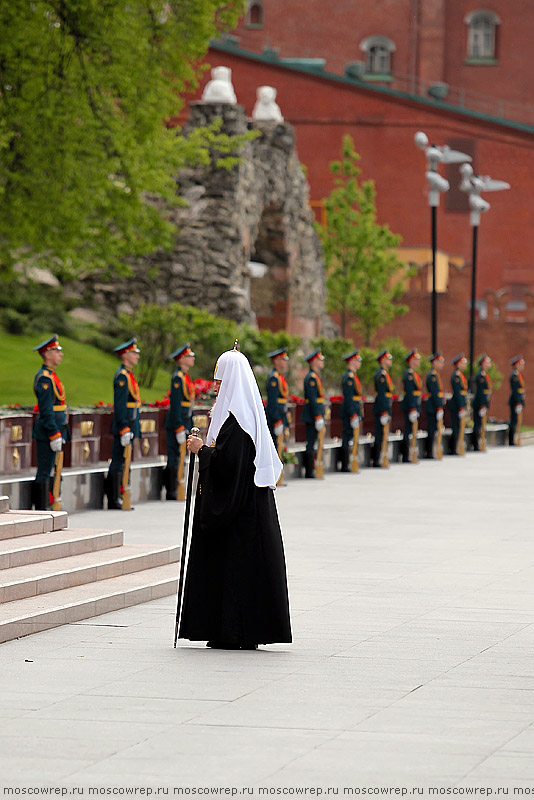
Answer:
233, 0, 534, 115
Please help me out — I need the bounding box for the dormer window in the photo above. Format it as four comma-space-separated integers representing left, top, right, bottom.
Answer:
465, 10, 500, 60
246, 0, 263, 28
359, 36, 396, 76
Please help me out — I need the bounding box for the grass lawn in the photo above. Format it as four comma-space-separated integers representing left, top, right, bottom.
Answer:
2, 333, 172, 407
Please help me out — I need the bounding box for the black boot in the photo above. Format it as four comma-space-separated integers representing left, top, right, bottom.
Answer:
33, 480, 50, 510
166, 467, 178, 501
448, 434, 457, 455
509, 428, 515, 446
106, 472, 122, 509
424, 436, 434, 459
304, 451, 315, 478
339, 447, 350, 472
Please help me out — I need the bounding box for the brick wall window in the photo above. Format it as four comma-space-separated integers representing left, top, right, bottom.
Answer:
465, 10, 500, 61
246, 0, 263, 28
360, 36, 395, 76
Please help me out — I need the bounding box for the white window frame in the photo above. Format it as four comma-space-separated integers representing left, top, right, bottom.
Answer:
465, 10, 500, 59
359, 35, 396, 75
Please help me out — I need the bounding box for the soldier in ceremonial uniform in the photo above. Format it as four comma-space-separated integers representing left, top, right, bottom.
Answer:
424, 352, 445, 459
472, 353, 492, 451
265, 348, 290, 449
32, 335, 69, 510
448, 353, 468, 455
302, 349, 325, 479
340, 349, 363, 472
105, 338, 141, 509
163, 344, 195, 500
400, 349, 422, 463
371, 350, 394, 467
509, 354, 526, 446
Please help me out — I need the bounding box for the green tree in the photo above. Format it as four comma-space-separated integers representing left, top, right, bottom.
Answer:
316, 134, 412, 345
0, 0, 245, 280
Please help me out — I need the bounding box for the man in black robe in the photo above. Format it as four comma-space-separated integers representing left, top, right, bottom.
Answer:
179, 348, 292, 651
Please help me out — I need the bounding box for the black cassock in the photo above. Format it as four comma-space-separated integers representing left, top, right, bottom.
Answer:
179, 413, 292, 646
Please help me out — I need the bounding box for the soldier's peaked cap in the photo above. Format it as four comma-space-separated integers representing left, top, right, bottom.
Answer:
114, 337, 140, 355
169, 344, 195, 360
33, 334, 62, 354
377, 349, 392, 362
477, 353, 489, 365
430, 351, 444, 362
510, 354, 524, 365
305, 349, 324, 363
405, 349, 421, 362
343, 349, 361, 361
452, 353, 466, 365
267, 348, 289, 360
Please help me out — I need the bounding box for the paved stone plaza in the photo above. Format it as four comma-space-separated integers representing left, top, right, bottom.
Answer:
1, 446, 534, 792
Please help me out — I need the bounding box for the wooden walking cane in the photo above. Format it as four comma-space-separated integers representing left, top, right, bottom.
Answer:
380, 422, 390, 468
174, 427, 200, 648
409, 419, 419, 464
436, 419, 444, 460
315, 425, 326, 479
515, 409, 523, 447
121, 443, 132, 510
177, 441, 187, 501
51, 450, 64, 511
350, 425, 359, 473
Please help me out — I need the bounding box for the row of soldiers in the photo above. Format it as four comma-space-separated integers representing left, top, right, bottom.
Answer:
266, 346, 526, 479
31, 334, 526, 509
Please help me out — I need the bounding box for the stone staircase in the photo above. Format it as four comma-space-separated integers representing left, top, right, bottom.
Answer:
0, 495, 179, 643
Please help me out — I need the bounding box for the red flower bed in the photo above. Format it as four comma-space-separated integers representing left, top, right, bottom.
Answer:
289, 394, 305, 405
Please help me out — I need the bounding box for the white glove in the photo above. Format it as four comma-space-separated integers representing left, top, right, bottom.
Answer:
176, 429, 187, 444
274, 422, 284, 437
408, 409, 418, 423
436, 409, 444, 421
515, 404, 523, 414
50, 436, 62, 453
120, 431, 133, 447
459, 408, 467, 419
315, 417, 325, 432
350, 416, 360, 430
479, 406, 487, 418
380, 413, 390, 426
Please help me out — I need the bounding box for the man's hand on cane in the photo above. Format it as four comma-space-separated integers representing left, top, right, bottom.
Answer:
187, 432, 204, 454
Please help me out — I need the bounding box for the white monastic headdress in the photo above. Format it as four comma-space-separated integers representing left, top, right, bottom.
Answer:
206, 348, 283, 489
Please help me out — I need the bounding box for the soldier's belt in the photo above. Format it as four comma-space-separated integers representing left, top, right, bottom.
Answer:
352, 395, 362, 401
277, 398, 287, 404
413, 391, 421, 396
182, 401, 191, 407
53, 404, 66, 411
385, 392, 392, 398
305, 398, 324, 403
126, 402, 141, 408
460, 391, 467, 396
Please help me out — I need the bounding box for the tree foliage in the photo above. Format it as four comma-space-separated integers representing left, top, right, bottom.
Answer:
316, 135, 412, 345
0, 0, 245, 279
124, 303, 302, 390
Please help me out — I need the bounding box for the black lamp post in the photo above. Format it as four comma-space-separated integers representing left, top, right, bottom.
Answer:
415, 132, 472, 353
459, 164, 510, 390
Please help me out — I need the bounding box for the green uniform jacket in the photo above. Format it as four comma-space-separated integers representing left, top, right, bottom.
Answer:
449, 369, 468, 411
401, 368, 422, 413
509, 370, 526, 409
473, 369, 491, 410
341, 369, 363, 420
302, 369, 324, 423
265, 368, 289, 428
111, 365, 141, 438
32, 366, 68, 442
373, 368, 393, 417
425, 370, 444, 413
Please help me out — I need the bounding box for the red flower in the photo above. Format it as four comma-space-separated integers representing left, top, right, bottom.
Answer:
289, 394, 305, 405
33, 403, 39, 412
329, 395, 343, 402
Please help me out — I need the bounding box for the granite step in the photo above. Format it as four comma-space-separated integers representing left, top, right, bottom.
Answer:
0, 528, 124, 570
0, 563, 179, 643
0, 510, 68, 540
0, 496, 9, 513
0, 543, 180, 603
